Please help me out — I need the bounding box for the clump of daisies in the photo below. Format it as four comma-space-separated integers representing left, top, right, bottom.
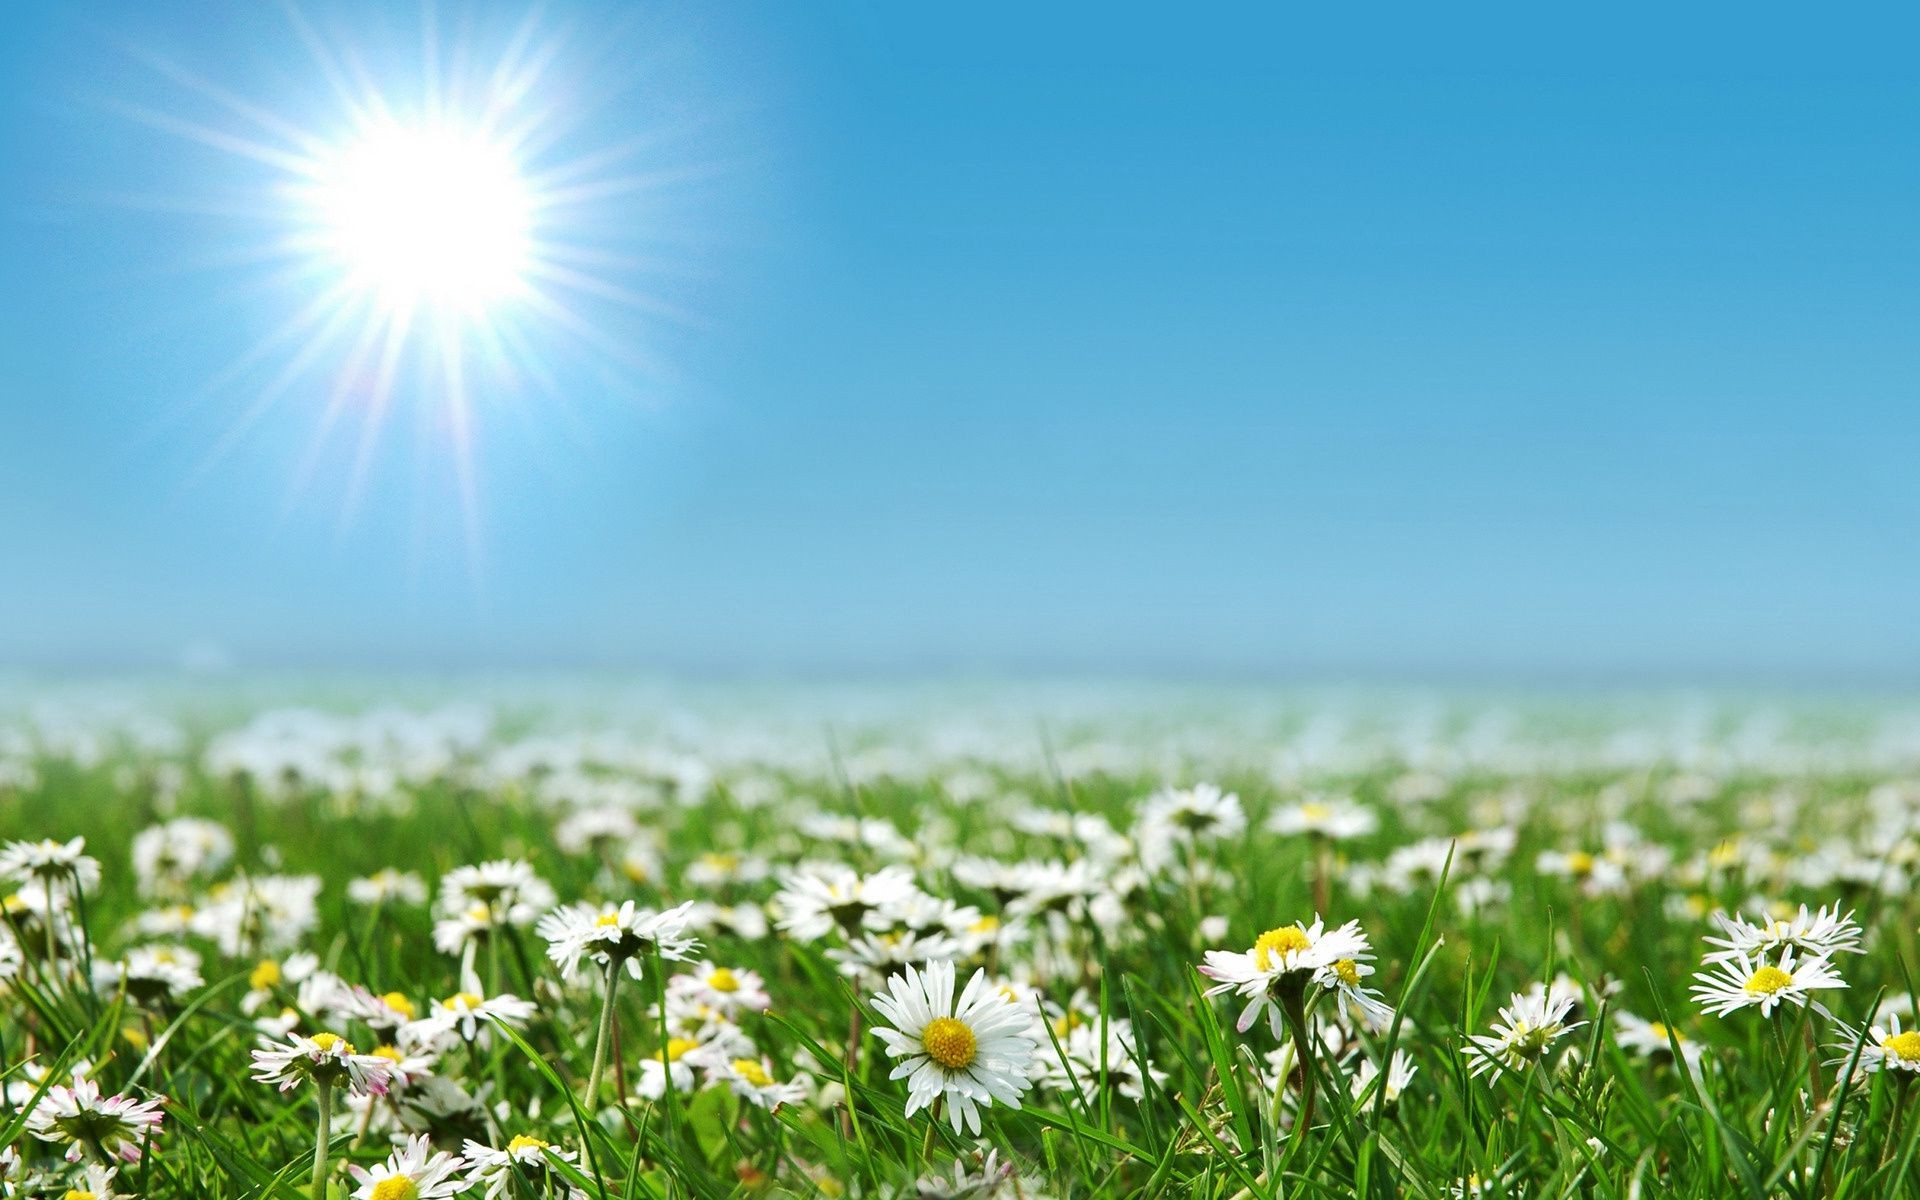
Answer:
1688, 906, 1859, 1018
870, 959, 1038, 1134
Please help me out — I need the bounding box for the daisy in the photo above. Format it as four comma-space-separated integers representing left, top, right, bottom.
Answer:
346, 1133, 468, 1200
635, 1037, 713, 1099
0, 837, 101, 896
535, 899, 700, 981
461, 1135, 587, 1200
25, 1077, 165, 1163
668, 962, 772, 1017
869, 959, 1037, 1134
53, 1163, 127, 1199
1690, 948, 1847, 1018
1614, 1012, 1704, 1067
1466, 989, 1582, 1078
130, 818, 233, 896
1839, 1012, 1920, 1076
1267, 796, 1379, 841
1350, 1050, 1419, 1107
722, 1056, 809, 1111
1136, 783, 1245, 871
97, 944, 203, 1006
347, 869, 429, 907
1702, 904, 1864, 964
402, 978, 536, 1048
1198, 917, 1381, 1037
250, 1031, 394, 1097
772, 865, 919, 941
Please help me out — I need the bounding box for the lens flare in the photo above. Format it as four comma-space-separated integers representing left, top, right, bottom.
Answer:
308, 122, 532, 314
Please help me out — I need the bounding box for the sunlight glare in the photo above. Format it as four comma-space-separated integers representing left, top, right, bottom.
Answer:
312, 122, 532, 313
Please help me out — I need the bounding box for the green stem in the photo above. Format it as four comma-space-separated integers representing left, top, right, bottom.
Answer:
585, 959, 621, 1107
652, 948, 679, 1150
310, 1080, 334, 1200
1281, 988, 1317, 1145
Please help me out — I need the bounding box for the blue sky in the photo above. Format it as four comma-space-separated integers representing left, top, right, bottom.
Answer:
1, 2, 1915, 680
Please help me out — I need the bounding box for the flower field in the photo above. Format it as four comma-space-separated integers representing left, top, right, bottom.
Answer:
1, 687, 1918, 1199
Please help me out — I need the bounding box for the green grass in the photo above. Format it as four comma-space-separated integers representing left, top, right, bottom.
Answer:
0, 696, 1916, 1198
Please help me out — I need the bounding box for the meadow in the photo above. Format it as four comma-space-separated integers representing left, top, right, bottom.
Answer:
0, 685, 1917, 1199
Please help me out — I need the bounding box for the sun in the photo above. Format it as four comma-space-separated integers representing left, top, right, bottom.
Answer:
308, 120, 533, 316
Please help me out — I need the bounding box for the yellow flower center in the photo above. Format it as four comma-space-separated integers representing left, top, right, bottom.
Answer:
309, 1032, 353, 1054
921, 1016, 978, 1070
1744, 966, 1795, 995
1883, 1031, 1920, 1063
445, 991, 485, 1010
1332, 959, 1361, 987
660, 1037, 700, 1062
508, 1134, 550, 1154
63, 1191, 97, 1200
1253, 925, 1312, 971
1565, 851, 1595, 877
371, 1178, 420, 1200
381, 992, 416, 1020
1300, 803, 1331, 821
732, 1058, 772, 1087
250, 959, 281, 989
703, 852, 739, 871
706, 967, 740, 993
372, 1044, 405, 1063
595, 912, 622, 927
970, 915, 1000, 934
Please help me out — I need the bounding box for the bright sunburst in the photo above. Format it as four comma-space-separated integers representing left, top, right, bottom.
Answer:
306, 119, 533, 314
115, 5, 725, 562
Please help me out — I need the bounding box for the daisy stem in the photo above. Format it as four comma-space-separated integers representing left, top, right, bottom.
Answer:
1280, 988, 1317, 1144
585, 958, 620, 1107
919, 1099, 941, 1169
310, 1079, 334, 1200
652, 946, 679, 1150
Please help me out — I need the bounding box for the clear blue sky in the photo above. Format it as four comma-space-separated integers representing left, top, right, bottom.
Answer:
1, 1, 1915, 680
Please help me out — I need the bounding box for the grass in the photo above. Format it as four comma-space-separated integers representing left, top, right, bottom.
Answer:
0, 691, 1916, 1198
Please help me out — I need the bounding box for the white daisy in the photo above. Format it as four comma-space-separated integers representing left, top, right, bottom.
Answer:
347, 869, 429, 907
772, 865, 919, 941
25, 1077, 166, 1163
1267, 796, 1378, 841
1198, 917, 1383, 1038
1614, 1012, 1704, 1067
667, 962, 771, 1017
1838, 1012, 1920, 1076
461, 1135, 587, 1200
1466, 989, 1582, 1078
0, 837, 101, 897
1690, 948, 1847, 1018
1702, 904, 1864, 964
721, 1056, 809, 1111
1350, 1050, 1418, 1107
402, 977, 537, 1049
869, 959, 1037, 1134
346, 1133, 468, 1200
535, 899, 700, 981
250, 1031, 394, 1097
